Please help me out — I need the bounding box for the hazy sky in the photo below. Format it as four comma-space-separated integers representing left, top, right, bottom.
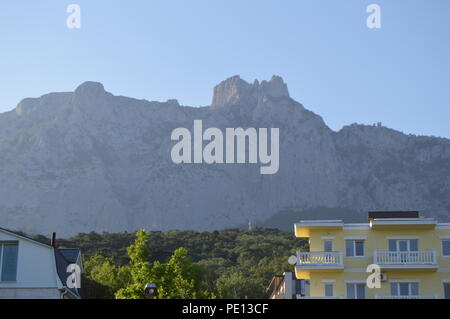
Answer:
1, 1, 449, 137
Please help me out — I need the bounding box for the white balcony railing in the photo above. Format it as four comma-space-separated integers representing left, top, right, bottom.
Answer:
374, 250, 437, 265
297, 251, 343, 266
375, 295, 437, 299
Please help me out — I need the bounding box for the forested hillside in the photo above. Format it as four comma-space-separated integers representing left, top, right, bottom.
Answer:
33, 228, 307, 299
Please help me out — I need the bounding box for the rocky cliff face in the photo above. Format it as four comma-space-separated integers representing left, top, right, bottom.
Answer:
1, 76, 449, 236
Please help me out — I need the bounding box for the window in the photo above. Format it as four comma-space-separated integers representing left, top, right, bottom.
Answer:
390, 282, 419, 297
346, 283, 365, 299
389, 239, 418, 252
324, 284, 333, 297
323, 240, 333, 252
445, 284, 450, 299
0, 242, 19, 282
442, 240, 450, 257
345, 240, 364, 257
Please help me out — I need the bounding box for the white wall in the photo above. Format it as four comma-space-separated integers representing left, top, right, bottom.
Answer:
0, 231, 60, 289
0, 288, 60, 299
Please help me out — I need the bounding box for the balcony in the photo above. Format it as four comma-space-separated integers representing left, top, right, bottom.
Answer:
296, 251, 344, 271
375, 295, 437, 299
373, 250, 438, 270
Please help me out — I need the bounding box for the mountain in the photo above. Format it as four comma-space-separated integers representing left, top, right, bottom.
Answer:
1, 76, 450, 236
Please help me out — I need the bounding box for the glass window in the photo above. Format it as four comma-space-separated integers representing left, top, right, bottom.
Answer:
388, 240, 397, 252
390, 282, 419, 297
442, 240, 450, 256
389, 239, 419, 252
346, 283, 365, 299
347, 283, 355, 299
410, 283, 419, 296
324, 240, 333, 252
445, 284, 450, 299
0, 243, 19, 282
324, 284, 333, 297
355, 240, 364, 256
356, 284, 365, 299
410, 240, 418, 251
345, 240, 354, 257
345, 240, 364, 257
390, 283, 398, 296
399, 283, 409, 296
399, 241, 408, 252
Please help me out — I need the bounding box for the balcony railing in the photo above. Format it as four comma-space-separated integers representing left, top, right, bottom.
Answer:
374, 250, 437, 265
297, 251, 343, 266
375, 295, 437, 299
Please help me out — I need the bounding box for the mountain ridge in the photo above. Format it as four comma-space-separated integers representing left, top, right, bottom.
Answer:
1, 75, 449, 236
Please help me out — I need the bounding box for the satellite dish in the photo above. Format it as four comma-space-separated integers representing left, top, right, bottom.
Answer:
288, 255, 298, 265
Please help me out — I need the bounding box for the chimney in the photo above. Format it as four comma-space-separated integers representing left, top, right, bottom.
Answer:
51, 232, 56, 247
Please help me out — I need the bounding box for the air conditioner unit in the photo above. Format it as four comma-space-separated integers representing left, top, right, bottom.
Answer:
377, 273, 388, 282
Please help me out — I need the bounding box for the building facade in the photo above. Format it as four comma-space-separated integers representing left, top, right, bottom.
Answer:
0, 227, 81, 299
294, 212, 450, 299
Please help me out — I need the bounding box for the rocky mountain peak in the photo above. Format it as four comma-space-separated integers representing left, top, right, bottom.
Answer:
72, 81, 108, 110
74, 81, 105, 96
258, 75, 289, 99
211, 75, 290, 108
211, 75, 253, 108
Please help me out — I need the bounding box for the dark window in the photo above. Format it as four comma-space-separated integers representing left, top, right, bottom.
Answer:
347, 283, 365, 299
444, 284, 450, 299
324, 240, 333, 252
391, 282, 419, 297
0, 242, 19, 282
345, 240, 353, 257
355, 240, 364, 256
442, 240, 450, 256
324, 284, 333, 297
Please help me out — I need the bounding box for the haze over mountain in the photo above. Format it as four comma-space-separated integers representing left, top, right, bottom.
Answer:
1, 76, 450, 236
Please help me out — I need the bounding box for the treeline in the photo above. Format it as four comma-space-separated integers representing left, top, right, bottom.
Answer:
40, 228, 307, 299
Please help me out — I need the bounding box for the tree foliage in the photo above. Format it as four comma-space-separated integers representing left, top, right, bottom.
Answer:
114, 230, 213, 299
53, 228, 307, 299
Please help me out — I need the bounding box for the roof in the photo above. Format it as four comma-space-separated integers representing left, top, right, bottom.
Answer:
0, 226, 52, 248
58, 248, 81, 264
54, 249, 81, 299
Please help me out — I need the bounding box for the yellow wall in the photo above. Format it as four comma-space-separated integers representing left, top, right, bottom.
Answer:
308, 271, 448, 298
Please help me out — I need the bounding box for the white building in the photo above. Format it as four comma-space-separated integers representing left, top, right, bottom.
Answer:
0, 227, 81, 299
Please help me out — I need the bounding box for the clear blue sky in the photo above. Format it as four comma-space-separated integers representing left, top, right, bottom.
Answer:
1, 1, 449, 137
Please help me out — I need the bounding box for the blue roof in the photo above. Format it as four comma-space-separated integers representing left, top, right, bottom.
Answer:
58, 248, 81, 264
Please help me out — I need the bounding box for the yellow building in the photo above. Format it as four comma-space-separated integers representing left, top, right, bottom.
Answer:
294, 211, 450, 299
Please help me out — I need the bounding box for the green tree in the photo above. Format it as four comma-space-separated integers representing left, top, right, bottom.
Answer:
115, 230, 214, 299
216, 269, 260, 299
115, 230, 154, 299
59, 227, 307, 299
